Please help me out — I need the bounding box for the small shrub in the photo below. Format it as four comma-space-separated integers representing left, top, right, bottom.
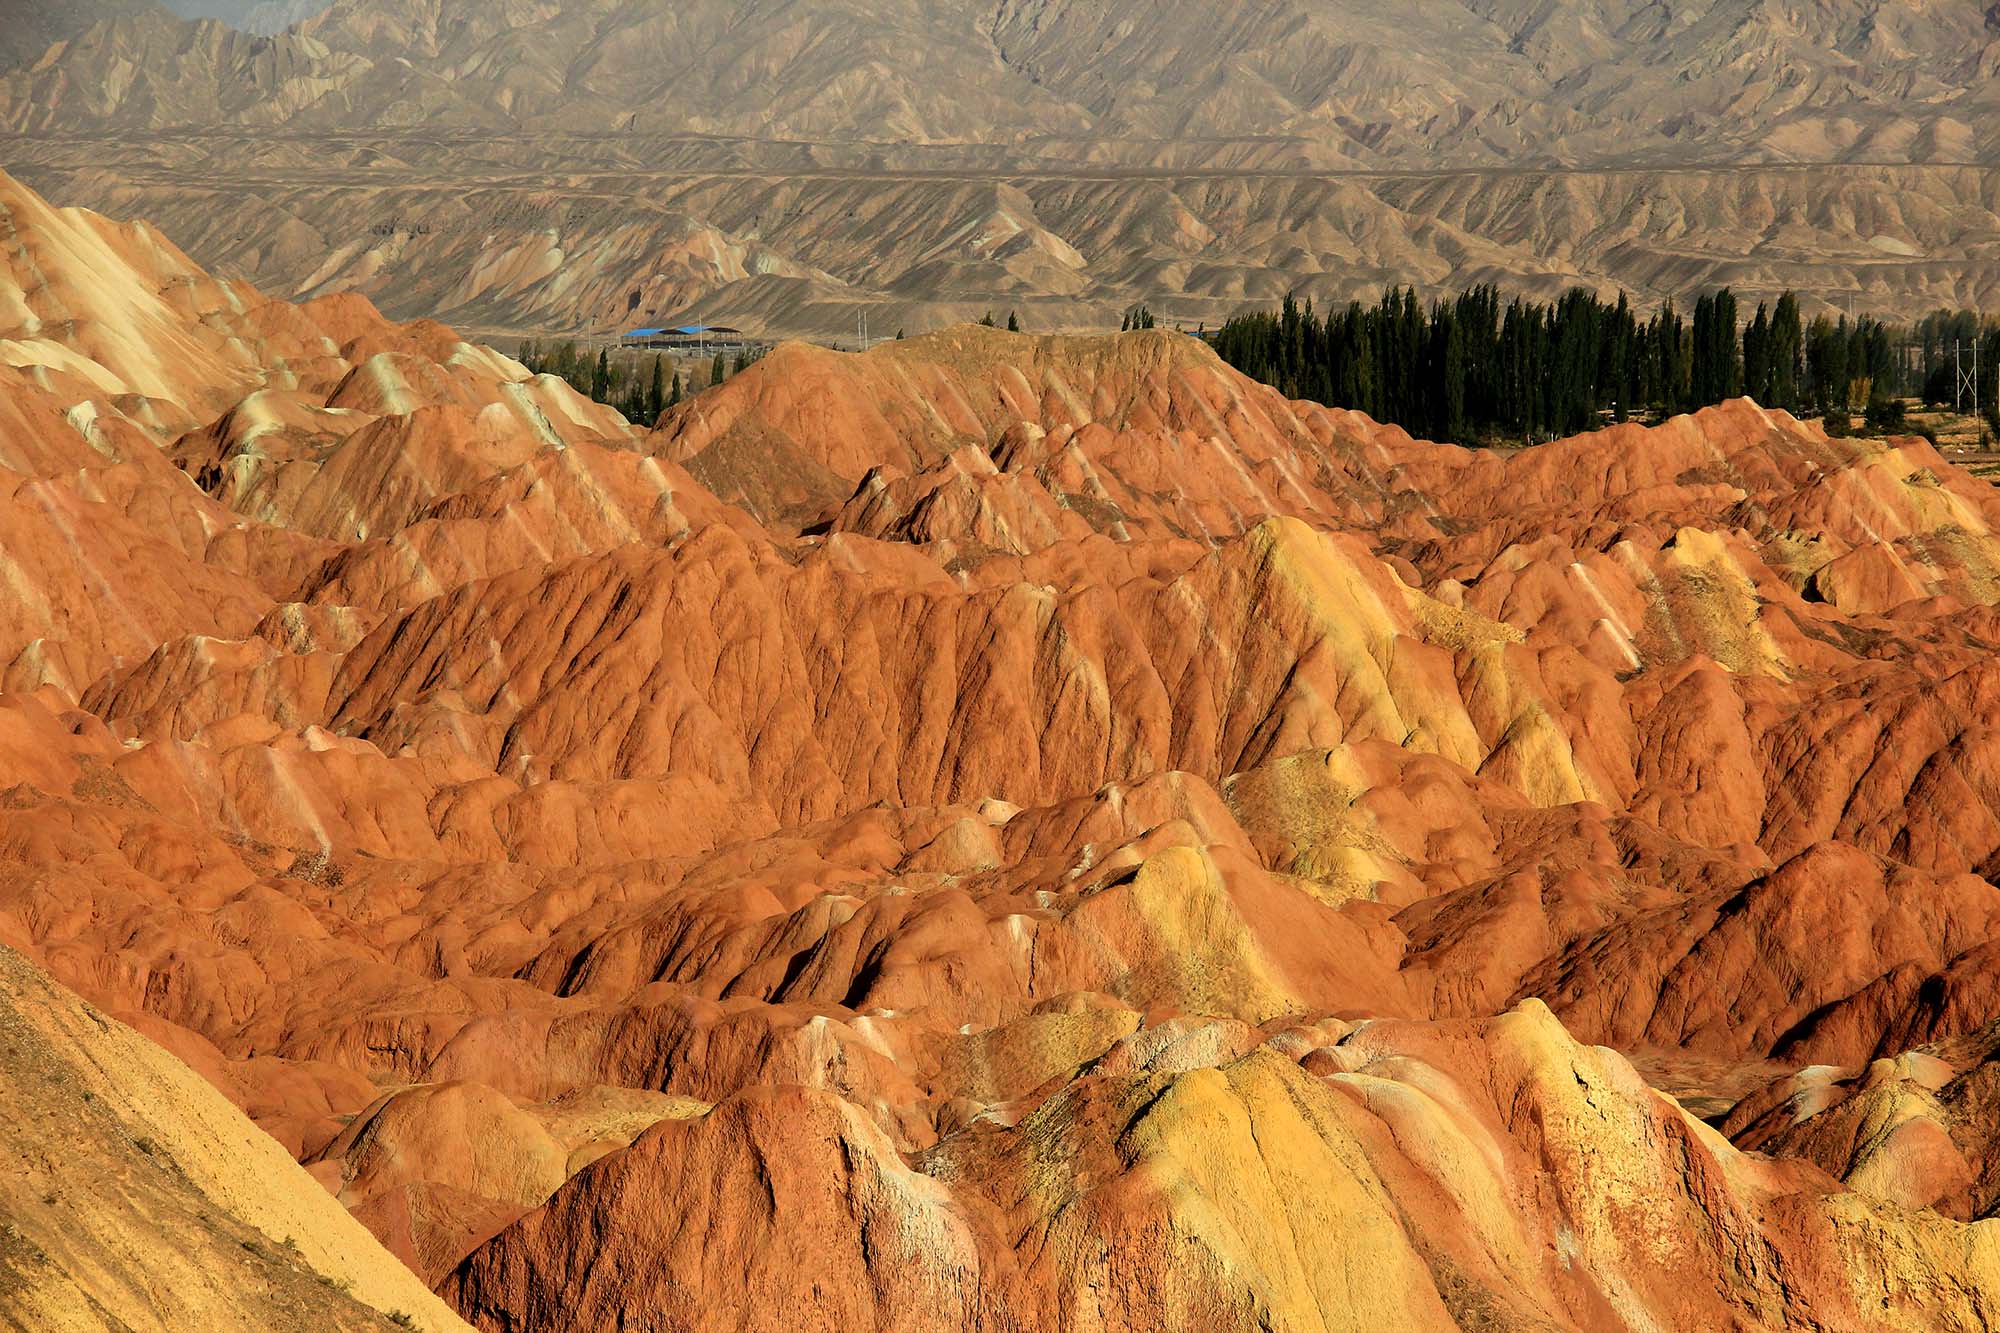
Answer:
1864, 397, 1906, 434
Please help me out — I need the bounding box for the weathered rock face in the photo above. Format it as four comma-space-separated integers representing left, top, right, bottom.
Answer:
443, 1003, 2000, 1333
8, 172, 2000, 1329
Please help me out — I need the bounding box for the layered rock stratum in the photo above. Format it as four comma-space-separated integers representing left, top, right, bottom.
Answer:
7, 169, 2000, 1329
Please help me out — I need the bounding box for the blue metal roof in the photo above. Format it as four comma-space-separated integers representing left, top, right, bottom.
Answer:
624, 325, 744, 337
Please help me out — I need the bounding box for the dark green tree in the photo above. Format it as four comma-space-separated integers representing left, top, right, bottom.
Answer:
1550, 288, 1599, 434
1210, 281, 1863, 445
1427, 301, 1468, 442
1985, 325, 2000, 425
1602, 292, 1634, 422
1770, 293, 1803, 412
1742, 303, 1772, 405
1689, 288, 1739, 408
1654, 299, 1686, 416
1805, 316, 1847, 415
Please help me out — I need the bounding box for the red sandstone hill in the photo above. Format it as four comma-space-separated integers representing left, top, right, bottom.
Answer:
8, 167, 2000, 1329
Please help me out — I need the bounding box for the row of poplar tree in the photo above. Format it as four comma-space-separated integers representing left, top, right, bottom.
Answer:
515, 340, 761, 424
1211, 286, 1999, 446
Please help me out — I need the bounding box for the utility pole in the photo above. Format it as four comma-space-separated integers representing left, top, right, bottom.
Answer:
1957, 339, 1979, 416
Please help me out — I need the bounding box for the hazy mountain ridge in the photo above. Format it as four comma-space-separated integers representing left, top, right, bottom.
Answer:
6, 0, 1996, 166
2, 0, 1995, 337
10, 138, 1996, 339
0, 0, 162, 74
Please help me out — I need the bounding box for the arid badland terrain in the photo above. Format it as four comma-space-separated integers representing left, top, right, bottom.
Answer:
7, 3, 2000, 1331
3, 0, 1999, 338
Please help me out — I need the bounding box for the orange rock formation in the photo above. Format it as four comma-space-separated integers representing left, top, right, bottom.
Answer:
6, 168, 2000, 1329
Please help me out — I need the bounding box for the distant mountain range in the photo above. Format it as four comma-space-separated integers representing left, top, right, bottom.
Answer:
5, 0, 1996, 166
2, 0, 1996, 338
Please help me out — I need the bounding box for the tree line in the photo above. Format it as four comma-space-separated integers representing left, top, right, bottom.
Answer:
1212, 286, 2000, 446
515, 340, 764, 425
1915, 309, 2000, 420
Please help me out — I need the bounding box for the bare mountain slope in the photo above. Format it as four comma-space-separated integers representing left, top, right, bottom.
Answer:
9, 138, 1997, 340
0, 945, 467, 1332
3, 0, 1996, 340
4, 0, 1996, 165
